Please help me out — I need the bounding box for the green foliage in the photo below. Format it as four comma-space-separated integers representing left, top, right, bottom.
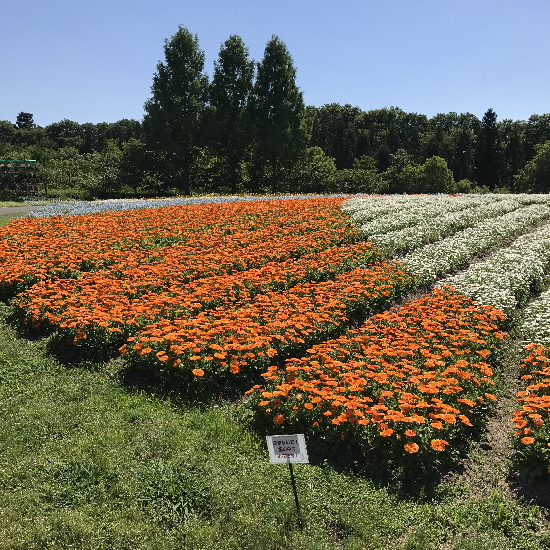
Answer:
210, 35, 255, 194
382, 151, 456, 194
514, 140, 550, 193
85, 139, 124, 197
353, 155, 377, 171
476, 108, 501, 189
143, 26, 209, 195
137, 461, 211, 526
249, 35, 309, 192
419, 155, 456, 193
285, 147, 337, 193
15, 112, 36, 130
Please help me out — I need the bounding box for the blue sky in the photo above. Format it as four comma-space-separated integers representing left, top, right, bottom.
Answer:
2, 0, 549, 127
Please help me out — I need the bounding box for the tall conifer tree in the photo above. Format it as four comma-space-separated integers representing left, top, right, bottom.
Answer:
249, 36, 309, 191
476, 108, 500, 189
210, 35, 254, 193
143, 26, 208, 195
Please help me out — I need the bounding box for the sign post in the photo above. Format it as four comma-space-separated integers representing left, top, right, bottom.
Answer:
266, 434, 309, 530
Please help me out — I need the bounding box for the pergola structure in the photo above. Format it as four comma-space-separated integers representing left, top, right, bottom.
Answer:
0, 159, 41, 199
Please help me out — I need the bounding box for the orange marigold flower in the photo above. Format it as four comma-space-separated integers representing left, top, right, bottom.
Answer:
273, 414, 284, 425
191, 368, 205, 377
430, 439, 449, 451
520, 437, 535, 445
380, 428, 394, 437
404, 442, 419, 453
404, 429, 417, 437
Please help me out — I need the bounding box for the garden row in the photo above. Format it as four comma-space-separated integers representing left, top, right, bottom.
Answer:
0, 198, 359, 299
510, 290, 550, 481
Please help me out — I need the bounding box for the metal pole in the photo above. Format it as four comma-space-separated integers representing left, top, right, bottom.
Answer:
287, 459, 303, 530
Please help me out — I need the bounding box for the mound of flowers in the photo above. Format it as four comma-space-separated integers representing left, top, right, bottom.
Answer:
1, 198, 359, 299
245, 287, 507, 465
120, 261, 415, 383
4, 198, 388, 355
511, 344, 550, 481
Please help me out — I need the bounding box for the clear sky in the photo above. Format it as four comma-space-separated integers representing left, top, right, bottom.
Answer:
2, 0, 549, 127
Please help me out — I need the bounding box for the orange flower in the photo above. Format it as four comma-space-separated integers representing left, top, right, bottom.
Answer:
520, 437, 535, 445
404, 442, 419, 453
430, 439, 449, 451
273, 414, 285, 425
404, 429, 417, 437
191, 368, 205, 377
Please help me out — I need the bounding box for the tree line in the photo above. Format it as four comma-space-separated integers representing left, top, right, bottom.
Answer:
2, 26, 550, 200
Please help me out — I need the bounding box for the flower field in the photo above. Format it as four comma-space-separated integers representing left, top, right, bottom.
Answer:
3, 194, 550, 474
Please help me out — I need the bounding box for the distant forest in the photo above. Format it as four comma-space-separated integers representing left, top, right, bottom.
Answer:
2, 27, 550, 199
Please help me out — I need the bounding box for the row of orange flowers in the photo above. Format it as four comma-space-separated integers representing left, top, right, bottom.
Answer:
120, 261, 416, 381
1, 198, 359, 299
245, 287, 507, 464
14, 240, 381, 347
511, 344, 550, 480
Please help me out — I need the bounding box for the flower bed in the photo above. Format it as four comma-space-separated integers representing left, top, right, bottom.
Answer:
440, 217, 550, 315
245, 287, 506, 466
510, 290, 550, 481
120, 261, 416, 384
0, 198, 358, 299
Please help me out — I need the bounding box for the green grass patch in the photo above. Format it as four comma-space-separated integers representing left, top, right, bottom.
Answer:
0, 302, 548, 549
0, 214, 22, 228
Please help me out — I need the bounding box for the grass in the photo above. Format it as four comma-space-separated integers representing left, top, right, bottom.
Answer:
0, 214, 25, 226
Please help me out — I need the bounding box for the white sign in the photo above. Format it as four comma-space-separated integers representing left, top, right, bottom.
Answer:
266, 434, 309, 464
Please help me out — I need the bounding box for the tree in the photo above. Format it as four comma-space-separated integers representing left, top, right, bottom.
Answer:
45, 119, 84, 150
249, 36, 309, 191
447, 113, 479, 182
210, 35, 255, 193
0, 121, 16, 153
514, 140, 550, 193
106, 119, 142, 144
499, 119, 525, 190
418, 156, 456, 194
476, 108, 500, 189
524, 114, 550, 160
308, 103, 361, 169
16, 112, 35, 129
383, 149, 418, 193
143, 26, 209, 195
286, 146, 337, 193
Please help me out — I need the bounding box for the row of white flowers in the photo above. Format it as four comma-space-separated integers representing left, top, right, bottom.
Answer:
344, 194, 493, 235
369, 197, 526, 253
440, 219, 550, 316
401, 203, 550, 289
518, 289, 550, 346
